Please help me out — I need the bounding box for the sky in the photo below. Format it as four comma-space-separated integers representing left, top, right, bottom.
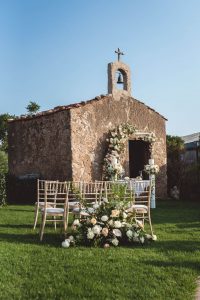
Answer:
0, 0, 200, 136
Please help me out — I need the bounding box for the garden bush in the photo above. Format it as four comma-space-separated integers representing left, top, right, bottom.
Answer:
0, 150, 8, 205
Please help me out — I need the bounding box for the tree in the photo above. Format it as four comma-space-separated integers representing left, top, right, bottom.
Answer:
166, 135, 185, 192
26, 101, 40, 115
0, 113, 16, 152
0, 150, 8, 205
0, 151, 8, 174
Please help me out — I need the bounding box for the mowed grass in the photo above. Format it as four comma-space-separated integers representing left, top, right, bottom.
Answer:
0, 200, 200, 300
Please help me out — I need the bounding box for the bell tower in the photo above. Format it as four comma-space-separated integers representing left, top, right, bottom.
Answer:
108, 48, 131, 97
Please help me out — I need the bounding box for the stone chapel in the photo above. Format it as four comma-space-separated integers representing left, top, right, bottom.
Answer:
8, 51, 167, 197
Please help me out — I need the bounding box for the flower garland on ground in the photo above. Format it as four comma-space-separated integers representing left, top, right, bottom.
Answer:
62, 183, 157, 248
103, 123, 136, 180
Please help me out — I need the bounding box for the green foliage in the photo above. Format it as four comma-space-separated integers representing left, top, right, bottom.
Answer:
0, 150, 8, 174
0, 113, 16, 152
166, 135, 185, 191
166, 135, 185, 159
26, 101, 40, 115
0, 174, 6, 206
0, 151, 8, 205
0, 201, 199, 299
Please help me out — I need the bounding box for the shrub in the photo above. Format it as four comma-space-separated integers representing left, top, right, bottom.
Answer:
0, 151, 8, 205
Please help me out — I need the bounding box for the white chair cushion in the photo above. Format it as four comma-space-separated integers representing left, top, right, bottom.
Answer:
72, 207, 90, 217
41, 208, 64, 214
126, 205, 148, 213
132, 204, 148, 212
68, 201, 80, 208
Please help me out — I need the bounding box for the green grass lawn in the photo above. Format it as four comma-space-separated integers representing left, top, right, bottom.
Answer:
0, 200, 200, 300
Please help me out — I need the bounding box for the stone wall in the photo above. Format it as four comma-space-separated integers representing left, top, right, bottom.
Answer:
70, 95, 167, 197
8, 110, 72, 180
8, 93, 167, 198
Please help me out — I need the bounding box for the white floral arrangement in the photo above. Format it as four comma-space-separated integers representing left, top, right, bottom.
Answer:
143, 132, 156, 143
103, 151, 124, 180
62, 184, 157, 248
103, 123, 136, 180
144, 164, 159, 175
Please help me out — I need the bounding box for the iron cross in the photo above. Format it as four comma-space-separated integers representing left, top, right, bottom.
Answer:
115, 48, 124, 61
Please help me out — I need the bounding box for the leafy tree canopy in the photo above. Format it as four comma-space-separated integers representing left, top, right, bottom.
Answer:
0, 150, 8, 174
26, 101, 40, 115
0, 113, 16, 152
166, 135, 185, 159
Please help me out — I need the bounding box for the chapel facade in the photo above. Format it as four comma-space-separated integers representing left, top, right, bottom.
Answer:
8, 52, 167, 197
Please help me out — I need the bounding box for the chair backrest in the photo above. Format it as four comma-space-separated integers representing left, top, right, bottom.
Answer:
99, 181, 133, 202
43, 181, 70, 211
133, 180, 151, 209
55, 181, 70, 210
68, 181, 84, 202
129, 179, 150, 195
37, 179, 58, 203
82, 182, 103, 205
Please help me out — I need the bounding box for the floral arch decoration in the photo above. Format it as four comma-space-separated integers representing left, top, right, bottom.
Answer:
102, 123, 157, 180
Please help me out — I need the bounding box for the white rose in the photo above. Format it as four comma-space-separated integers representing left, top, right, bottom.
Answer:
113, 229, 122, 237
124, 177, 130, 181
68, 235, 74, 242
111, 238, 119, 246
101, 215, 109, 222
87, 229, 95, 240
108, 220, 114, 227
126, 223, 132, 228
62, 239, 70, 248
133, 231, 139, 238
126, 229, 133, 239
87, 207, 94, 214
93, 203, 99, 210
92, 225, 102, 235
145, 234, 152, 240
122, 212, 127, 219
73, 219, 80, 226
114, 221, 122, 228
140, 236, 145, 244
152, 234, 157, 241
102, 197, 109, 203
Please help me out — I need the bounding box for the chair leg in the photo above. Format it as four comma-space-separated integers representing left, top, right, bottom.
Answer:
33, 205, 39, 230
64, 213, 69, 233
54, 216, 57, 231
148, 214, 154, 236
40, 213, 46, 241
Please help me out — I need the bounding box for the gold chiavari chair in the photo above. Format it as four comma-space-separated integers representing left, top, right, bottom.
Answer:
33, 179, 58, 229
39, 181, 70, 241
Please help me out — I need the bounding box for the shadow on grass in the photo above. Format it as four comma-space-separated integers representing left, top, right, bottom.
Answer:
151, 209, 200, 225
148, 239, 200, 253
176, 222, 200, 229
1, 227, 200, 253
142, 259, 200, 272
0, 224, 33, 229
0, 230, 65, 247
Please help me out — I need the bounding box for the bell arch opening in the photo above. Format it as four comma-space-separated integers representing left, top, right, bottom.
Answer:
115, 68, 128, 91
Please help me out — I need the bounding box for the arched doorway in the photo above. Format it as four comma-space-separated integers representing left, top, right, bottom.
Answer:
129, 140, 150, 178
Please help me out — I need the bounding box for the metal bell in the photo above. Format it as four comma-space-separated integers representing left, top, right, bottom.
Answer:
117, 72, 123, 84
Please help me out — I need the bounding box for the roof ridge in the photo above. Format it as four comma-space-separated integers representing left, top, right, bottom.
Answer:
8, 94, 167, 123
